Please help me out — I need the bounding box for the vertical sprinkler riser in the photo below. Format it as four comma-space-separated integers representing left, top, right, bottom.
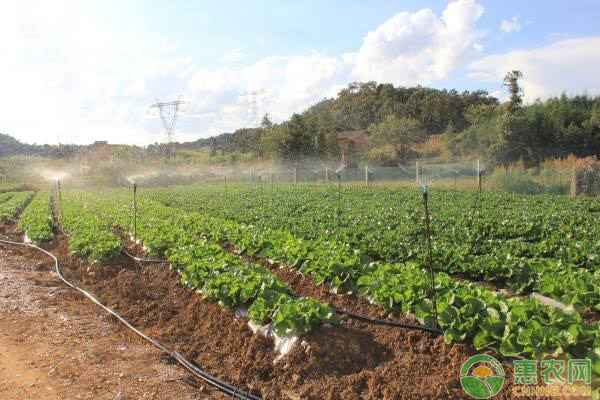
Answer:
57, 180, 62, 220
337, 174, 342, 220
133, 183, 137, 243
422, 188, 439, 331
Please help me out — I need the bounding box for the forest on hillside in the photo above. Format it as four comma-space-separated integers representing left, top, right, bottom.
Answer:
217, 71, 600, 167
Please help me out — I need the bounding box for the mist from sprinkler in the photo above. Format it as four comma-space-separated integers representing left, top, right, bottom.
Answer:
396, 162, 412, 176
37, 168, 71, 187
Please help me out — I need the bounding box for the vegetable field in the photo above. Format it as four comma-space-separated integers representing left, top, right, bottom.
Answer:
2, 184, 599, 399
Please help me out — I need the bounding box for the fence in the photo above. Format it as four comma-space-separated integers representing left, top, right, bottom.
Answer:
38, 159, 597, 197
159, 161, 579, 196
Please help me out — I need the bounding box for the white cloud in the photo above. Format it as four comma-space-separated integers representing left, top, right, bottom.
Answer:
468, 37, 600, 102
0, 1, 152, 144
188, 51, 344, 125
0, 0, 489, 146
0, 1, 346, 145
500, 16, 522, 34
222, 48, 248, 62
5, 0, 594, 147
488, 89, 507, 102
344, 0, 484, 85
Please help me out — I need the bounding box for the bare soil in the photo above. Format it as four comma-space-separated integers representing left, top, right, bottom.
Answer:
0, 244, 222, 400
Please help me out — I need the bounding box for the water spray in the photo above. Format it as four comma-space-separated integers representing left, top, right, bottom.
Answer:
421, 184, 439, 331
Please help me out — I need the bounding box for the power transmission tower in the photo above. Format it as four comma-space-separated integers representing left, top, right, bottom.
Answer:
147, 96, 188, 144
240, 89, 266, 128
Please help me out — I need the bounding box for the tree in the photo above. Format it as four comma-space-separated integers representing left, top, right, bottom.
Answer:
503, 70, 524, 113
465, 103, 496, 125
281, 114, 313, 162
260, 114, 314, 162
260, 114, 273, 130
442, 122, 461, 157
368, 115, 426, 163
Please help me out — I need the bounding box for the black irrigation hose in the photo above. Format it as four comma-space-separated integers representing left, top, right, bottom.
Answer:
332, 307, 443, 335
0, 239, 261, 400
118, 251, 444, 335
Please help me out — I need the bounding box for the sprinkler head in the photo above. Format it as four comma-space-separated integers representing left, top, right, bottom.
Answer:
133, 183, 137, 192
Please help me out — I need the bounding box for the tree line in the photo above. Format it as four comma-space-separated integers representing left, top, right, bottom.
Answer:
2, 72, 599, 167
205, 73, 600, 167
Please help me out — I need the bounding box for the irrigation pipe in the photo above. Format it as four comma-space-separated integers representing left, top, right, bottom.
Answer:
121, 249, 168, 263
331, 306, 443, 335
0, 238, 261, 400
118, 249, 444, 335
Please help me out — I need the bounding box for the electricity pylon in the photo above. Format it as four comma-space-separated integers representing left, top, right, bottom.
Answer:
240, 89, 266, 128
147, 96, 187, 144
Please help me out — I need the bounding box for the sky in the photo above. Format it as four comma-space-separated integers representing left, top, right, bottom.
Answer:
1, 0, 599, 146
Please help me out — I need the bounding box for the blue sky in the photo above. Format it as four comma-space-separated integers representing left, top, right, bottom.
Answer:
1, 0, 599, 145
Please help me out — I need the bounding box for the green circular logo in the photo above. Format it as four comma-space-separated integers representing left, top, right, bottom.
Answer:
460, 354, 505, 399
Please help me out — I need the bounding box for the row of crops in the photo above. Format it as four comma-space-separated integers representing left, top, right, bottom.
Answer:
17, 192, 54, 244
59, 191, 338, 336
0, 191, 34, 222
0, 190, 54, 244
151, 185, 600, 312
6, 186, 599, 376
32, 187, 595, 375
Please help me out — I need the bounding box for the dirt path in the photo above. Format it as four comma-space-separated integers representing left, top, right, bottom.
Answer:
0, 243, 220, 400
0, 332, 58, 400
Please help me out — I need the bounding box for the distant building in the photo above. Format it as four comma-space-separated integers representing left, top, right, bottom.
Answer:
335, 130, 370, 167
81, 140, 112, 165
